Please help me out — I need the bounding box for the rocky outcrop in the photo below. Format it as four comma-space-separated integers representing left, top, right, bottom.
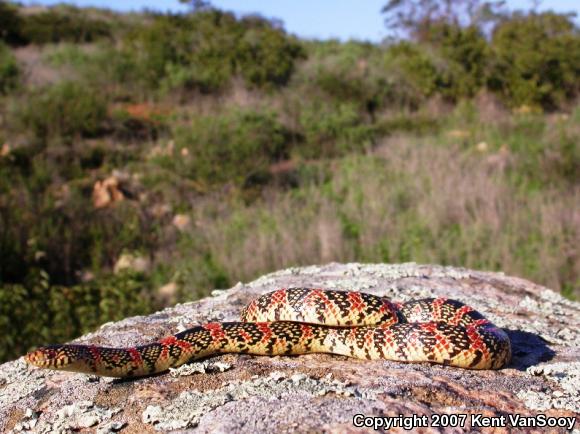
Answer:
1, 263, 579, 433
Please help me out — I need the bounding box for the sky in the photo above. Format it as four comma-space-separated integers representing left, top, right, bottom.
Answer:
21, 0, 580, 42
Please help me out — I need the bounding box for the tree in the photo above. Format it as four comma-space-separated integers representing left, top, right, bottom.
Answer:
179, 0, 213, 12
382, 0, 506, 40
488, 11, 580, 108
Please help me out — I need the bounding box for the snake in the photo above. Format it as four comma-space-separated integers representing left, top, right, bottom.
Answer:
25, 288, 511, 377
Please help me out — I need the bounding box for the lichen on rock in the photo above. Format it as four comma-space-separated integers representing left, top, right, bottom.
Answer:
1, 263, 579, 433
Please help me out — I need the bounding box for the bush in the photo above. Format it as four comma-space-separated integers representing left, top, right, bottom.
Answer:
504, 113, 580, 188
0, 162, 157, 284
0, 271, 155, 363
43, 43, 94, 68
122, 10, 304, 94
171, 109, 290, 186
384, 42, 441, 102
298, 102, 376, 158
20, 5, 112, 44
298, 41, 388, 113
0, 41, 19, 93
15, 81, 107, 144
121, 12, 240, 92
384, 26, 489, 104
489, 12, 580, 109
0, 1, 25, 45
121, 15, 190, 90
237, 16, 305, 88
426, 23, 489, 99
42, 42, 146, 100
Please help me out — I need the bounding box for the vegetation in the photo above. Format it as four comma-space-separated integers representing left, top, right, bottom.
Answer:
0, 0, 578, 363
489, 12, 580, 109
0, 41, 19, 93
16, 80, 108, 144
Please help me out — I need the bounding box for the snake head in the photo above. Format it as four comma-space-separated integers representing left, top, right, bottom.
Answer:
25, 345, 88, 372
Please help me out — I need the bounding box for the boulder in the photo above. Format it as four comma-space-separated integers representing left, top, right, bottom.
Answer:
113, 252, 151, 274
1, 263, 578, 433
92, 176, 124, 209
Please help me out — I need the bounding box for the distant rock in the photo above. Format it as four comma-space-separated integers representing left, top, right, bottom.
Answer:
113, 252, 150, 274
475, 141, 488, 152
172, 214, 191, 231
0, 143, 10, 157
158, 282, 179, 305
92, 176, 124, 209
1, 263, 578, 433
447, 129, 470, 139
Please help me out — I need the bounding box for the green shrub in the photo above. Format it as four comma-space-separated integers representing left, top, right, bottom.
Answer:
427, 23, 489, 99
384, 42, 441, 102
171, 237, 231, 299
170, 109, 290, 186
0, 271, 155, 363
504, 113, 580, 188
377, 113, 440, 136
384, 29, 489, 103
298, 41, 388, 113
121, 15, 189, 89
489, 12, 580, 109
15, 81, 107, 144
0, 41, 19, 93
0, 149, 157, 286
0, 139, 152, 289
184, 11, 248, 91
20, 5, 112, 44
39, 42, 139, 100
237, 17, 305, 88
122, 10, 304, 94
0, 1, 25, 45
298, 102, 376, 158
120, 12, 241, 92
43, 43, 94, 67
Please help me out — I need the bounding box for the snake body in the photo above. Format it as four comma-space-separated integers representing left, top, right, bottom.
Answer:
25, 288, 511, 377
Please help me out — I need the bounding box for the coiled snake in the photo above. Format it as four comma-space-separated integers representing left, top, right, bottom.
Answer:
25, 288, 511, 377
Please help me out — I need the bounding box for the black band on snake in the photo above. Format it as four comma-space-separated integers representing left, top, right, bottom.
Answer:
25, 288, 512, 377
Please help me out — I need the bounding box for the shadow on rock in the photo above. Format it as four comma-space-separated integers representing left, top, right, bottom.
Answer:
505, 329, 556, 370
111, 370, 168, 384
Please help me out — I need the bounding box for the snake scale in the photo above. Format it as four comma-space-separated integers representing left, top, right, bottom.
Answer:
25, 288, 511, 377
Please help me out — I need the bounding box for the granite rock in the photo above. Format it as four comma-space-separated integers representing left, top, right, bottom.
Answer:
1, 263, 578, 433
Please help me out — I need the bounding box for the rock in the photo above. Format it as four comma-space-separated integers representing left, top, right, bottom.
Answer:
158, 282, 178, 305
475, 141, 488, 152
77, 269, 95, 282
113, 252, 150, 274
447, 129, 470, 139
0, 143, 10, 157
150, 203, 172, 218
1, 263, 579, 433
148, 140, 174, 159
172, 214, 191, 231
92, 176, 124, 209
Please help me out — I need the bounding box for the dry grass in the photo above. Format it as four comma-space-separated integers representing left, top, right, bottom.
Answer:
184, 136, 578, 297
13, 46, 62, 86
